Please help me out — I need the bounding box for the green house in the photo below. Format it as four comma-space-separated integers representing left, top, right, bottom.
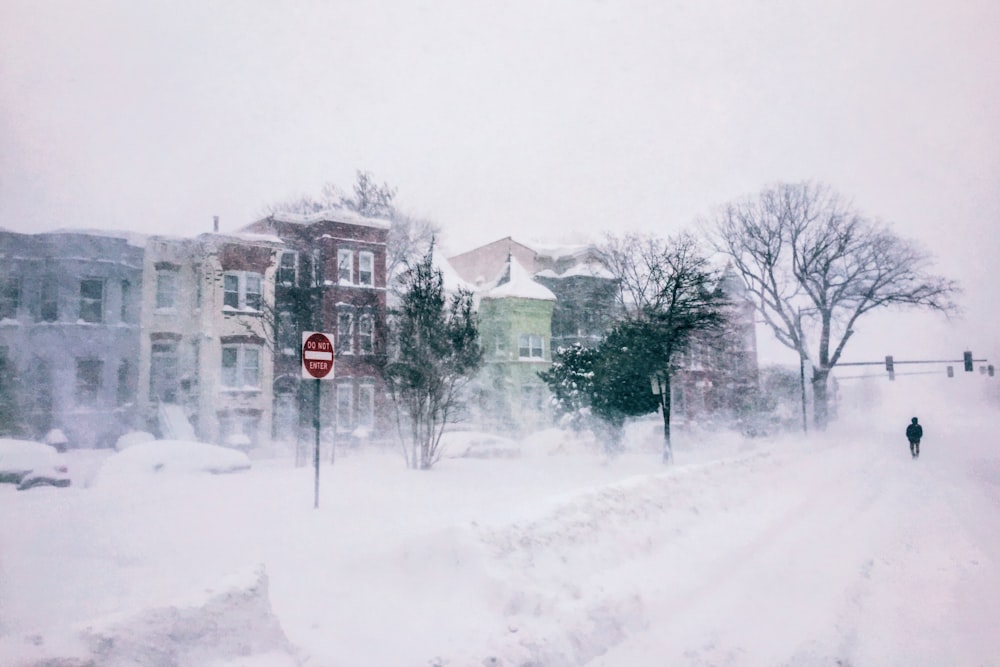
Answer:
474, 255, 556, 433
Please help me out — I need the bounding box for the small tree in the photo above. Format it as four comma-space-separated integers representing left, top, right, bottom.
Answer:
598, 232, 729, 462
538, 343, 600, 433
711, 182, 960, 429
384, 247, 483, 469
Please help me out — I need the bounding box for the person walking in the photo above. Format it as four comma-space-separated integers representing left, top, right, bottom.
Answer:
906, 417, 923, 458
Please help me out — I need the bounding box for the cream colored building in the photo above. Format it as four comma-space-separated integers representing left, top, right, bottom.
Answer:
137, 232, 284, 451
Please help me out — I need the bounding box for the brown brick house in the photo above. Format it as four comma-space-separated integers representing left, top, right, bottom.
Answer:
240, 210, 390, 452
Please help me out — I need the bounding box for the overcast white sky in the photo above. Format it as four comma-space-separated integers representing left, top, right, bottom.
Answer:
2, 0, 998, 367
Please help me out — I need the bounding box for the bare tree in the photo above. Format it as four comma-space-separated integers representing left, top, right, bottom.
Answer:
598, 232, 728, 461
711, 182, 960, 429
260, 170, 438, 281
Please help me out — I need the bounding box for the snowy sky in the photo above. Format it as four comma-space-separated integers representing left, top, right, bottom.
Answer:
2, 0, 998, 366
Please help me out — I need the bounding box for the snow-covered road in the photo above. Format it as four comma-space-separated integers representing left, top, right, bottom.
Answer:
2, 378, 998, 665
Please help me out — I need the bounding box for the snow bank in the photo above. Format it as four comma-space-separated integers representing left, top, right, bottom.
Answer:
114, 431, 156, 451
73, 566, 301, 667
94, 440, 251, 485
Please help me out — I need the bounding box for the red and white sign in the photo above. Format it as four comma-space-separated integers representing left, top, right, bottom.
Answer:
301, 331, 335, 380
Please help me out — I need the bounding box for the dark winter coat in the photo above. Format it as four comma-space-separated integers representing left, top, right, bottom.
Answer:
906, 422, 923, 442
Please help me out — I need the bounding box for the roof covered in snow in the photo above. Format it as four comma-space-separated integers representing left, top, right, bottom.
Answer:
434, 252, 473, 293
484, 256, 556, 301
269, 208, 391, 230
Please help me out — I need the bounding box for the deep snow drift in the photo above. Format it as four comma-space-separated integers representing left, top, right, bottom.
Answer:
1, 372, 998, 666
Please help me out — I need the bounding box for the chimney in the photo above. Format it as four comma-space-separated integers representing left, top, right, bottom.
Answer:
213, 215, 219, 233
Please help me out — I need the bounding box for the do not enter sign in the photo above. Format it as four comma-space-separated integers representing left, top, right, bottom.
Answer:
301, 331, 335, 379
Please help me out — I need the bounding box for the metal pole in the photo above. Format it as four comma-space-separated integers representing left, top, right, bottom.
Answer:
799, 354, 808, 435
314, 377, 320, 509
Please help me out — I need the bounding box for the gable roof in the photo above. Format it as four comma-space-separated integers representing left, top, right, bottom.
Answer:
484, 255, 556, 301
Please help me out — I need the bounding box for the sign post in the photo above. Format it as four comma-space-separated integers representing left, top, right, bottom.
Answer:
302, 331, 335, 508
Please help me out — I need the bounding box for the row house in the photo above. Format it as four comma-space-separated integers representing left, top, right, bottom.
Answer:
449, 236, 760, 430
449, 236, 619, 350
473, 254, 556, 433
136, 232, 283, 451
449, 237, 619, 431
0, 230, 144, 448
670, 265, 760, 425
239, 210, 390, 450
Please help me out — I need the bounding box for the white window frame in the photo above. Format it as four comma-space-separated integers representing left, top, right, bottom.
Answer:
75, 357, 103, 405
79, 278, 104, 323
278, 251, 298, 286
222, 271, 263, 312
357, 313, 374, 355
0, 276, 20, 320
155, 269, 178, 310
358, 251, 374, 286
337, 310, 354, 355
337, 249, 353, 284
278, 311, 297, 356
150, 340, 180, 402
518, 334, 544, 360
221, 344, 261, 390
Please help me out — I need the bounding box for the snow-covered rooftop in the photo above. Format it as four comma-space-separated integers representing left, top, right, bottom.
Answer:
269, 208, 391, 230
48, 228, 150, 248
434, 252, 473, 293
485, 256, 556, 301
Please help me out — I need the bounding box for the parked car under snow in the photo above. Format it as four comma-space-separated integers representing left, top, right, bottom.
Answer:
0, 438, 72, 490
96, 440, 252, 482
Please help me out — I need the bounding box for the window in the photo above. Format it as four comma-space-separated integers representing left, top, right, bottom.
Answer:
278, 311, 297, 356
76, 358, 103, 405
357, 384, 375, 430
0, 277, 20, 319
150, 340, 179, 402
337, 311, 354, 354
193, 266, 203, 308
495, 336, 507, 358
278, 251, 297, 286
221, 344, 261, 389
120, 281, 130, 322
358, 251, 374, 286
518, 334, 544, 359
357, 313, 374, 354
117, 360, 131, 406
156, 269, 178, 309
336, 383, 352, 431
222, 272, 263, 311
39, 277, 58, 322
80, 279, 104, 323
312, 248, 323, 286
338, 249, 353, 284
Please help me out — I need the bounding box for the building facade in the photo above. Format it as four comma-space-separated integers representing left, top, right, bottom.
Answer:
137, 233, 283, 451
671, 265, 760, 425
240, 210, 390, 450
0, 230, 144, 448
449, 237, 619, 351
473, 255, 556, 433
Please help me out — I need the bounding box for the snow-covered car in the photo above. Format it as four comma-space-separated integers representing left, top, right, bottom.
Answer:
95, 439, 252, 483
440, 430, 521, 459
0, 438, 72, 490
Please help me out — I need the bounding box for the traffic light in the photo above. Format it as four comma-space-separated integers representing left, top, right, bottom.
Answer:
885, 355, 895, 381
947, 366, 954, 378
964, 351, 974, 372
